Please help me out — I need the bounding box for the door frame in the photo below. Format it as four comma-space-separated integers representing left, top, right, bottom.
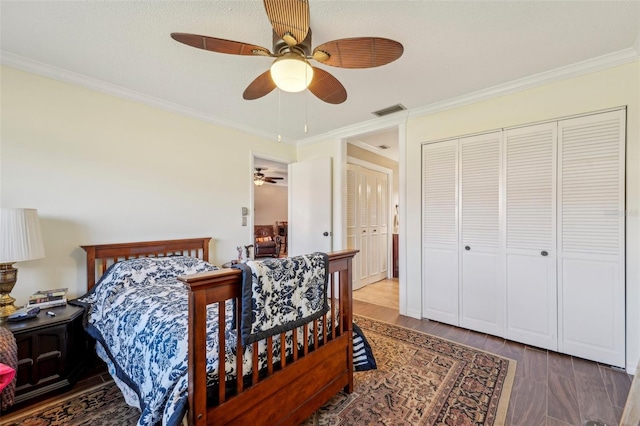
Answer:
251, 151, 292, 256
347, 156, 394, 280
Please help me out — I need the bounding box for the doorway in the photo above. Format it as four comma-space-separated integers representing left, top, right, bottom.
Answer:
345, 128, 400, 310
253, 157, 288, 257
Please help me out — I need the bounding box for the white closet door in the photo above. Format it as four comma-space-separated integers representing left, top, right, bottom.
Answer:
505, 123, 557, 350
558, 110, 626, 367
460, 132, 505, 336
346, 165, 363, 289
367, 171, 381, 283
378, 173, 389, 279
358, 169, 369, 286
422, 140, 459, 325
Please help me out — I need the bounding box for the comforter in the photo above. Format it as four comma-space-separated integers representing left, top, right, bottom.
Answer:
75, 255, 354, 426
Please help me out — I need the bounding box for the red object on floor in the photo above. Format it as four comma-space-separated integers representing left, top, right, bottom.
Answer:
0, 363, 15, 392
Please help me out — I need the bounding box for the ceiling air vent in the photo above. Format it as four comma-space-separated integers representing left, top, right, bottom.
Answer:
372, 104, 406, 117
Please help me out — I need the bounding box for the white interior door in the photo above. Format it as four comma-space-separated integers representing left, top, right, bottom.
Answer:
367, 171, 381, 283
347, 163, 391, 289
358, 168, 369, 286
460, 132, 505, 337
378, 173, 389, 280
558, 110, 626, 367
289, 157, 332, 256
505, 122, 558, 350
422, 140, 459, 326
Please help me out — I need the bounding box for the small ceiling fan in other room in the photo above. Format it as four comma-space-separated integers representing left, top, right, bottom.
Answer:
171, 0, 403, 104
254, 168, 284, 186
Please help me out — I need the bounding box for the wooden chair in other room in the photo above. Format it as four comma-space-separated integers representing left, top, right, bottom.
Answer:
254, 225, 281, 258
276, 221, 288, 255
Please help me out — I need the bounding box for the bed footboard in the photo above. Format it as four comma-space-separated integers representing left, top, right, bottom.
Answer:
178, 249, 357, 426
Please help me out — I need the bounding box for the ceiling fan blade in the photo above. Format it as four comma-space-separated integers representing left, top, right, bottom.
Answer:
171, 33, 272, 56
243, 70, 277, 100
308, 67, 347, 104
263, 0, 309, 46
266, 177, 284, 180
312, 37, 403, 68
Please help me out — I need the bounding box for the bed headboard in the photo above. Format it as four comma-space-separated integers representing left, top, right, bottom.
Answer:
81, 237, 211, 291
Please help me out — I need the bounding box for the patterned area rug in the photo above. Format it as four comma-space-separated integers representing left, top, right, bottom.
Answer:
304, 316, 515, 425
0, 379, 139, 426
0, 316, 515, 426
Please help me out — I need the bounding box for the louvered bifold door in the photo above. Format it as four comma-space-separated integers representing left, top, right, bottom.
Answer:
422, 140, 459, 325
558, 109, 626, 367
460, 132, 505, 336
505, 123, 558, 350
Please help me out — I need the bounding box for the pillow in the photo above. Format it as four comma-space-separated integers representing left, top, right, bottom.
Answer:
352, 322, 377, 371
256, 236, 273, 243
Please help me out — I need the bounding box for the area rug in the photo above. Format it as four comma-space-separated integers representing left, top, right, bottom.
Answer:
0, 315, 515, 426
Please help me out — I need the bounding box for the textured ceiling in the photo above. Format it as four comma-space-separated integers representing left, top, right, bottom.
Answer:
2, 1, 639, 146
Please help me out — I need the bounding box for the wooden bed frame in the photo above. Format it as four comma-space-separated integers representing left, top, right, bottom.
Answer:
82, 238, 357, 425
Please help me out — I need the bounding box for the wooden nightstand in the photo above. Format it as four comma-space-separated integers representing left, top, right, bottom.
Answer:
1, 304, 87, 404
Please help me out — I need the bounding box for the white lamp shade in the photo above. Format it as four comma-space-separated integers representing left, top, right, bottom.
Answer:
0, 208, 45, 263
270, 53, 314, 93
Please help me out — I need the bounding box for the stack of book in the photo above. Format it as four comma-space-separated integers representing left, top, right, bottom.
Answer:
27, 287, 68, 309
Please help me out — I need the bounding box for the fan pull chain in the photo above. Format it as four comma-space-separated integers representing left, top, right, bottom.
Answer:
278, 89, 282, 142
304, 71, 309, 134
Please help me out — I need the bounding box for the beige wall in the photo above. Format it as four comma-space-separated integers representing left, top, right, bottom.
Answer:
404, 61, 640, 371
347, 144, 399, 207
1, 66, 296, 306
254, 184, 287, 226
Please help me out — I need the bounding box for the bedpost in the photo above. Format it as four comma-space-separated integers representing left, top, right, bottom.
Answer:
188, 288, 208, 425
340, 254, 354, 393
82, 245, 96, 291
327, 249, 357, 395
203, 241, 210, 263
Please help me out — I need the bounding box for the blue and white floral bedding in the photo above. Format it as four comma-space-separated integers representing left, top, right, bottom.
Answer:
234, 252, 329, 345
75, 256, 223, 426
74, 255, 346, 426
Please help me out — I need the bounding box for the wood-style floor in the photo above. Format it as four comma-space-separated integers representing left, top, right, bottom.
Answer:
2, 281, 634, 426
354, 279, 634, 426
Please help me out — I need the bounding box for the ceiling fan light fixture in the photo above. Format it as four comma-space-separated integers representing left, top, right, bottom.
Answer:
254, 177, 265, 186
270, 53, 314, 93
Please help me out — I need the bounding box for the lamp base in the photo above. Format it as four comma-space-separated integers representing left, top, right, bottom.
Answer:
0, 263, 18, 320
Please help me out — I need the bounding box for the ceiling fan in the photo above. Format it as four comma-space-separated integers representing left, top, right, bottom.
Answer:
171, 0, 403, 104
254, 168, 284, 186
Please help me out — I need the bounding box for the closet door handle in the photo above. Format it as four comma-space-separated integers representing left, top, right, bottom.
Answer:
373, 229, 377, 233
541, 251, 548, 256
464, 246, 470, 251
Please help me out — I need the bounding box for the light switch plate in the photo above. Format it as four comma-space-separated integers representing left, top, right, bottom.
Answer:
242, 207, 248, 216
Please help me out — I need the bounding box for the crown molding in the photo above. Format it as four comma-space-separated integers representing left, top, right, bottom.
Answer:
297, 112, 409, 146
299, 48, 639, 146
0, 51, 280, 142
409, 48, 639, 119
348, 139, 399, 162
3, 47, 637, 148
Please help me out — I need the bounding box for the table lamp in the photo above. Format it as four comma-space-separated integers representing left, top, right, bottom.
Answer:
0, 208, 45, 319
